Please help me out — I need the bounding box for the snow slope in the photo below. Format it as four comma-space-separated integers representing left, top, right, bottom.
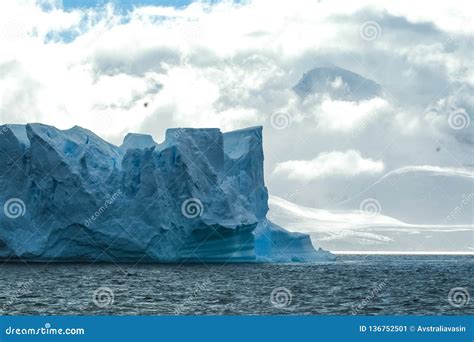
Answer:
0, 124, 332, 262
338, 166, 474, 225
269, 195, 474, 253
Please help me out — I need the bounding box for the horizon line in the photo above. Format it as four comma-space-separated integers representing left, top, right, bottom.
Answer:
332, 251, 474, 255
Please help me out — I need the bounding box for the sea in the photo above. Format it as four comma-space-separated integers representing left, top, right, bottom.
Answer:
0, 255, 472, 315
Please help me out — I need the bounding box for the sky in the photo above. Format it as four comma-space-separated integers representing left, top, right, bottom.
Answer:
0, 0, 472, 217
62, 0, 194, 10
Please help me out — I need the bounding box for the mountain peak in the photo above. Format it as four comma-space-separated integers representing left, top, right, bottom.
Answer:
293, 65, 383, 101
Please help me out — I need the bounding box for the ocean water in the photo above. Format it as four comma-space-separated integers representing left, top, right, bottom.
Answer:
0, 255, 472, 315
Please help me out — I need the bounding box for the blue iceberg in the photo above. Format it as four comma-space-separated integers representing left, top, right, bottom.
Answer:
0, 123, 333, 262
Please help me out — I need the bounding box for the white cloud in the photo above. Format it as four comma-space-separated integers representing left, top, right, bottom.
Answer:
315, 97, 389, 132
273, 150, 385, 180
0, 0, 472, 208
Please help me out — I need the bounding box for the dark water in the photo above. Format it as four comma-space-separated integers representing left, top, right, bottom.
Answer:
0, 255, 472, 315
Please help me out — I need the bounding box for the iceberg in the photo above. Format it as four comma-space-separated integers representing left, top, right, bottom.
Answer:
0, 123, 333, 262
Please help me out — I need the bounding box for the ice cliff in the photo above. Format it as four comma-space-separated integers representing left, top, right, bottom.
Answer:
0, 124, 333, 262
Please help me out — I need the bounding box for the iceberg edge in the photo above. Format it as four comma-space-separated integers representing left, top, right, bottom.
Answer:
0, 123, 333, 263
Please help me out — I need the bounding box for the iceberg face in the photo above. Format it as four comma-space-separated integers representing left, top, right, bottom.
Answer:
121, 133, 157, 150
0, 123, 332, 262
254, 220, 334, 262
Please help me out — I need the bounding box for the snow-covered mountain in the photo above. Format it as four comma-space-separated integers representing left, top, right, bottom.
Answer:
269, 194, 474, 253
0, 124, 333, 262
293, 65, 383, 100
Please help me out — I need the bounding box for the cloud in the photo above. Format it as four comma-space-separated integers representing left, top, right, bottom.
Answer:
315, 97, 389, 132
0, 0, 472, 209
424, 84, 474, 144
273, 150, 385, 180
